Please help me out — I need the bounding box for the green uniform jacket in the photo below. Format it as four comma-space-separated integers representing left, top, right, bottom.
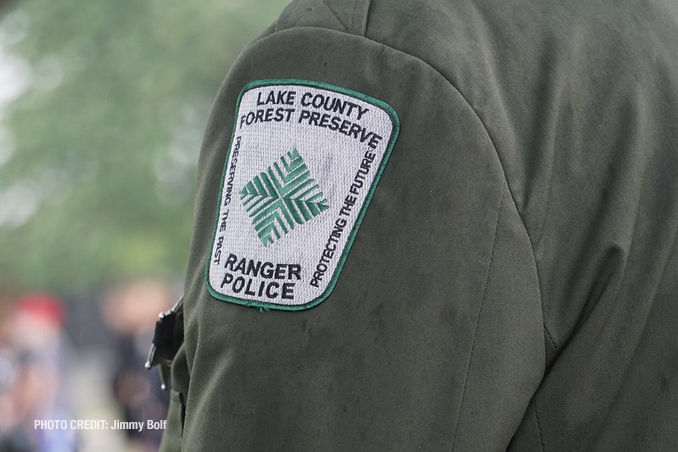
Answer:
160, 0, 678, 450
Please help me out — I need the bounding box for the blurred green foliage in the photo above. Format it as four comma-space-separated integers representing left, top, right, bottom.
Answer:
0, 0, 291, 291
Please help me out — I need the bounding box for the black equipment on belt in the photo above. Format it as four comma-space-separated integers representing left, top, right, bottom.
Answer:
145, 298, 184, 391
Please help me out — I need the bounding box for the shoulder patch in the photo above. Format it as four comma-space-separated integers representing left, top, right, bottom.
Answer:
206, 79, 399, 310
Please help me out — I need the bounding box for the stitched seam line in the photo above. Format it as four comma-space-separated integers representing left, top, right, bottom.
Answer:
322, 0, 350, 32
291, 11, 309, 28
545, 323, 557, 350
353, 0, 370, 36
535, 401, 547, 452
409, 63, 554, 355
354, 33, 556, 355
450, 187, 504, 451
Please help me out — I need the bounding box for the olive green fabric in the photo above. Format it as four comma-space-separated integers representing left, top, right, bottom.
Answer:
160, 0, 678, 450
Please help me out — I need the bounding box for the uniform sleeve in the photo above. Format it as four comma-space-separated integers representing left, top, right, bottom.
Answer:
160, 1, 545, 450
158, 345, 187, 452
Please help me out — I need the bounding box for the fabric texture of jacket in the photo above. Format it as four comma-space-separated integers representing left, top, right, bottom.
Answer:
160, 0, 678, 450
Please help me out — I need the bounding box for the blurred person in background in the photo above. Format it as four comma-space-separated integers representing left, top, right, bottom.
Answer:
103, 278, 173, 452
0, 278, 31, 452
3, 291, 76, 452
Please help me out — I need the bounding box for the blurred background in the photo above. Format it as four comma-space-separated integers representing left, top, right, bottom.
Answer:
0, 0, 290, 450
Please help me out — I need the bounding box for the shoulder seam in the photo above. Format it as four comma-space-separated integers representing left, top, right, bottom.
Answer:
358, 37, 556, 352
451, 184, 504, 449
273, 0, 370, 35
321, 0, 350, 32
426, 59, 557, 353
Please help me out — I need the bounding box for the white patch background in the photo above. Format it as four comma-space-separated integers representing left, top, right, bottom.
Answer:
207, 81, 396, 308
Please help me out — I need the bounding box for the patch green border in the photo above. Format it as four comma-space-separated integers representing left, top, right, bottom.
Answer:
205, 79, 400, 311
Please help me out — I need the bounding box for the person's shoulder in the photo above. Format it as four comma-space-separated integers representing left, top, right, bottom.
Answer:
273, 0, 372, 36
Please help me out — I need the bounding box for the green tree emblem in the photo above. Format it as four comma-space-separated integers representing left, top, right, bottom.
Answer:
240, 148, 329, 246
